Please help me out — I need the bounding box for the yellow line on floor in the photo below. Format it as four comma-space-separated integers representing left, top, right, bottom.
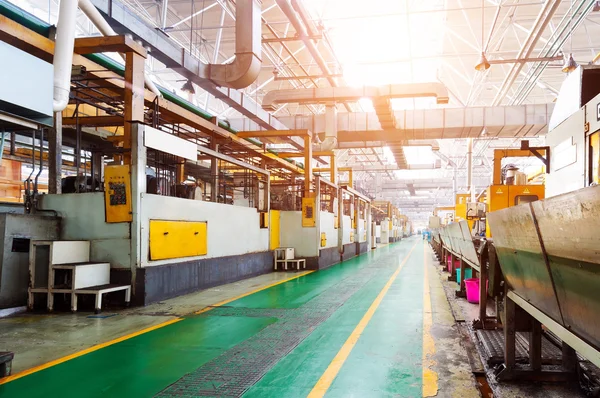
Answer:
195, 270, 314, 314
1, 271, 314, 385
307, 240, 419, 398
422, 243, 439, 397
0, 317, 183, 385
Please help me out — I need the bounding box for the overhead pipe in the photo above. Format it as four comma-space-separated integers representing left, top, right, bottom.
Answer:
276, 0, 353, 112
78, 0, 161, 98
491, 0, 561, 106
511, 0, 593, 104
290, 0, 318, 38
53, 0, 78, 111
261, 83, 450, 110
276, 0, 336, 86
312, 103, 337, 151
199, 0, 261, 88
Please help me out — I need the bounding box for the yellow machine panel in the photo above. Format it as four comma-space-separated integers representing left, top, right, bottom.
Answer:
269, 210, 280, 250
455, 194, 470, 226
350, 230, 355, 242
320, 232, 327, 247
149, 220, 207, 260
591, 132, 600, 184
104, 165, 132, 223
454, 194, 470, 220
302, 197, 316, 227
486, 184, 545, 237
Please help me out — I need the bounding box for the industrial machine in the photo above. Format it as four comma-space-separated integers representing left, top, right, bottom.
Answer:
371, 201, 406, 244
483, 67, 600, 384
484, 140, 548, 237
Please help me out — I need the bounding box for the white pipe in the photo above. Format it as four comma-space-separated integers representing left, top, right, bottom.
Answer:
313, 104, 337, 151
202, 0, 261, 88
276, 0, 337, 88
78, 0, 162, 98
53, 0, 79, 112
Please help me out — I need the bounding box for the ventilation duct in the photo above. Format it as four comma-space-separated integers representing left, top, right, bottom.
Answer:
312, 104, 337, 151
52, 0, 78, 111
261, 83, 450, 111
53, 0, 163, 112
263, 83, 448, 152
200, 0, 262, 88
53, 0, 262, 113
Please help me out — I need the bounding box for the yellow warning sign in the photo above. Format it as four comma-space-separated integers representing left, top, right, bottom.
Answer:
496, 188, 503, 194
523, 188, 530, 194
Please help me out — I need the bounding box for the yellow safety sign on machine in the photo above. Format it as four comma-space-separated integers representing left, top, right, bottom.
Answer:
302, 197, 316, 227
104, 165, 132, 223
149, 220, 207, 260
320, 232, 327, 247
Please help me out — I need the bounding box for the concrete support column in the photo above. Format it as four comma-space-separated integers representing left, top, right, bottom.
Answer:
375, 173, 382, 199
210, 139, 219, 202
48, 112, 62, 194
124, 52, 146, 165
366, 203, 372, 251
176, 161, 185, 184
452, 166, 457, 205
130, 123, 147, 293
329, 154, 337, 185
304, 135, 313, 195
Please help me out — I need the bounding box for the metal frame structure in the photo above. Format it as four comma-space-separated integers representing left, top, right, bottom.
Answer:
10, 0, 600, 225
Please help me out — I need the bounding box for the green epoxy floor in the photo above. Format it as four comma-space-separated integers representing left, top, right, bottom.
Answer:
0, 238, 473, 397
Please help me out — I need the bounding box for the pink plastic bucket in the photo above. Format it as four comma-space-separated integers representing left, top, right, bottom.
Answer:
447, 259, 461, 273
464, 278, 480, 304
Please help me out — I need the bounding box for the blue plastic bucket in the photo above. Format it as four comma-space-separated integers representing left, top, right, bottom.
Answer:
456, 267, 472, 284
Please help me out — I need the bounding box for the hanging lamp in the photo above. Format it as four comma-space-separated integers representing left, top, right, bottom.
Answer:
475, 52, 491, 71
181, 79, 195, 94
562, 53, 578, 73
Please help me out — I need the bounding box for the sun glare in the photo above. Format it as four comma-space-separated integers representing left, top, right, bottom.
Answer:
304, 0, 446, 92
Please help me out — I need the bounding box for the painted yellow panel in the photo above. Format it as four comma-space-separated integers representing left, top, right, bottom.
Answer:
104, 165, 132, 223
485, 184, 544, 237
320, 232, 327, 247
302, 197, 316, 227
508, 184, 544, 206
592, 132, 600, 184
486, 185, 509, 238
269, 210, 280, 250
149, 220, 207, 260
260, 212, 269, 228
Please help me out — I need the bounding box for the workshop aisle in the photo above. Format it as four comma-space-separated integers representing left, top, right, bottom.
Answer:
0, 238, 476, 397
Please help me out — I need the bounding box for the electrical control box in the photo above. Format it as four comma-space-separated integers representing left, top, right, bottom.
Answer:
302, 197, 316, 227
466, 202, 487, 220
104, 165, 132, 223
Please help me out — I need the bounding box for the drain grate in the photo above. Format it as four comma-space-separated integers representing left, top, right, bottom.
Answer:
476, 329, 563, 365
155, 255, 398, 397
